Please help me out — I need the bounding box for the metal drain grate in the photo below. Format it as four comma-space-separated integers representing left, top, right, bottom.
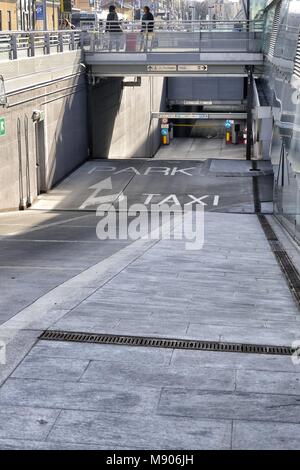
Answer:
258, 214, 300, 305
39, 330, 294, 356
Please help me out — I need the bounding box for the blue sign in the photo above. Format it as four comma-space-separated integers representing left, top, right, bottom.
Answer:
36, 4, 44, 21
225, 120, 232, 129
161, 128, 169, 136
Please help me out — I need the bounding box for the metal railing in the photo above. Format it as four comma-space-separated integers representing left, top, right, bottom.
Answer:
0, 21, 264, 61
0, 30, 81, 61
99, 19, 264, 33
85, 20, 264, 54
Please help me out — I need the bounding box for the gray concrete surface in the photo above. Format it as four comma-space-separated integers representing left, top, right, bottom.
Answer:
0, 155, 300, 449
155, 138, 246, 160
30, 158, 272, 213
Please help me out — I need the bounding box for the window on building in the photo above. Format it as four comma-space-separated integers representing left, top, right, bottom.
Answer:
0, 11, 2, 31
7, 11, 12, 30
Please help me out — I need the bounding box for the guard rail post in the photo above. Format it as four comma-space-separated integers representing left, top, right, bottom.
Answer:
10, 34, 17, 60
70, 31, 75, 51
44, 32, 50, 54
58, 32, 64, 52
28, 33, 35, 57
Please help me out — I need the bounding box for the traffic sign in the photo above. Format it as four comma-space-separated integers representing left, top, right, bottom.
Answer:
0, 117, 6, 137
178, 65, 208, 72
147, 65, 208, 73
147, 65, 177, 72
225, 119, 234, 129
161, 128, 169, 136
162, 118, 168, 124
161, 124, 169, 129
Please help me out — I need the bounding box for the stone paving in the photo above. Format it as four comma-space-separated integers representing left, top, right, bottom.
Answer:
0, 158, 300, 449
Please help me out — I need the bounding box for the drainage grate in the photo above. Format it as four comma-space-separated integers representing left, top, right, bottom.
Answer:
39, 330, 294, 356
258, 214, 300, 305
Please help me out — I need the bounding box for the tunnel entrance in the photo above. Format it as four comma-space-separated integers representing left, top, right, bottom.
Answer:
153, 76, 249, 160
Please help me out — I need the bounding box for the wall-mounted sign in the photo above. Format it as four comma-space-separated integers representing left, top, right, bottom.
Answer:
178, 65, 208, 72
147, 65, 177, 72
147, 65, 208, 73
154, 112, 209, 119
225, 119, 234, 129
153, 112, 247, 120
0, 117, 6, 137
36, 4, 44, 21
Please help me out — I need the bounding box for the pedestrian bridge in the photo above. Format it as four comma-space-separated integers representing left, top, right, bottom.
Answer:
85, 20, 264, 77
0, 20, 264, 77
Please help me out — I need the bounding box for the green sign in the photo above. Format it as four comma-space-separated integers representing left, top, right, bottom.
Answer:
0, 118, 5, 137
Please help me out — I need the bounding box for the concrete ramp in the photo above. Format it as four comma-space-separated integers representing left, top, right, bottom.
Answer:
31, 159, 273, 214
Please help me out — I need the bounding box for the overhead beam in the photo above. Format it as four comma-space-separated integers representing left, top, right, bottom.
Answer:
89, 64, 258, 78
152, 112, 248, 119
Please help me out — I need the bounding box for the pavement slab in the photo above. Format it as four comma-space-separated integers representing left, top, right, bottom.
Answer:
232, 420, 300, 450
1, 156, 300, 449
158, 388, 300, 423
0, 378, 161, 414
47, 410, 232, 450
0, 406, 61, 441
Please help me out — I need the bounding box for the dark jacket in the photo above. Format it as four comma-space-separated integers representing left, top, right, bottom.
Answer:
141, 12, 154, 32
105, 12, 122, 32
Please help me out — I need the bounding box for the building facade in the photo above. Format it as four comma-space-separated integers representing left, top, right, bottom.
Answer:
73, 0, 95, 12
260, 0, 300, 239
0, 1, 60, 30
0, 0, 18, 30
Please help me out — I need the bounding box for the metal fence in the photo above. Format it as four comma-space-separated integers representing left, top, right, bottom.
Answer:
85, 20, 264, 54
0, 21, 264, 60
0, 30, 81, 61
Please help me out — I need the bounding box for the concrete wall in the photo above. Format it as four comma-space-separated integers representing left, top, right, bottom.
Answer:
89, 76, 166, 159
0, 0, 18, 30
0, 52, 88, 211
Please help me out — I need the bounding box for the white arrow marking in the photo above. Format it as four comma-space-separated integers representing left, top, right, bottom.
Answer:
79, 177, 121, 210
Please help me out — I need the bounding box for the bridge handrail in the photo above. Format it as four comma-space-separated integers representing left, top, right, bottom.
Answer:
0, 30, 81, 60
100, 19, 264, 32
0, 21, 264, 60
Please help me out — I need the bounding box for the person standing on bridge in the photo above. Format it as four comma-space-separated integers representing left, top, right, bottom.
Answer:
140, 6, 155, 52
106, 5, 123, 52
